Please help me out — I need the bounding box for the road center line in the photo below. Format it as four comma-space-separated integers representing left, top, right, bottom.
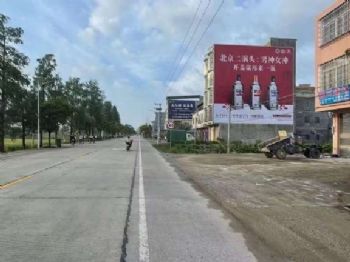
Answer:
0, 175, 32, 190
139, 138, 150, 262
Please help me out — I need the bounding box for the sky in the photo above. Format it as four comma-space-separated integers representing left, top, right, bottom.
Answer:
0, 0, 334, 128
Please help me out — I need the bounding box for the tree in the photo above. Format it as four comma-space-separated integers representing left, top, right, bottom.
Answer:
121, 124, 136, 136
64, 77, 84, 135
102, 101, 113, 135
41, 97, 71, 147
6, 85, 35, 149
139, 124, 152, 138
0, 14, 29, 152
33, 54, 65, 147
84, 80, 104, 136
112, 106, 120, 124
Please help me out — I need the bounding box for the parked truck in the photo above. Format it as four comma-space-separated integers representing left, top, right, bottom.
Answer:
260, 130, 322, 160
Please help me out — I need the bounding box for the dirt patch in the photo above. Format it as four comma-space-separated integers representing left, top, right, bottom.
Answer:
166, 153, 350, 262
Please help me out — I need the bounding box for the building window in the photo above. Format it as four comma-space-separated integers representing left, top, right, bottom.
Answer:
315, 116, 320, 124
208, 52, 214, 71
320, 55, 349, 90
320, 2, 350, 46
207, 71, 214, 90
208, 89, 213, 105
316, 134, 320, 141
304, 116, 310, 123
304, 101, 313, 111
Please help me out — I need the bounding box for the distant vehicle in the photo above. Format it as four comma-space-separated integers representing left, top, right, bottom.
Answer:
186, 133, 195, 142
125, 136, 133, 151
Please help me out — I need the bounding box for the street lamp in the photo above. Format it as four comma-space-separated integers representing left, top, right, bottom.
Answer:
154, 103, 162, 145
223, 104, 232, 154
37, 80, 50, 150
227, 105, 231, 154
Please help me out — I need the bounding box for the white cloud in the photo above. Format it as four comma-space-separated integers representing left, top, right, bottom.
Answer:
166, 65, 203, 97
86, 0, 129, 35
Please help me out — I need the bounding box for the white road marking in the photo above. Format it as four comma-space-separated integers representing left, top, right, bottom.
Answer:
112, 148, 125, 151
138, 138, 150, 262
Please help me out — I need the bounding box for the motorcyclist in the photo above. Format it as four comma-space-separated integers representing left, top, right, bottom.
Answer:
126, 136, 133, 151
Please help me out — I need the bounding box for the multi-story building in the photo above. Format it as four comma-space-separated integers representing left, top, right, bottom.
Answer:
295, 84, 332, 144
316, 0, 350, 156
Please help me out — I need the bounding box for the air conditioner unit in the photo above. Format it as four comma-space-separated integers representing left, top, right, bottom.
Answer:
345, 48, 350, 56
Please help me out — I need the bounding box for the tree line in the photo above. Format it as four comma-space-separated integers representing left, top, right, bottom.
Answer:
0, 14, 135, 152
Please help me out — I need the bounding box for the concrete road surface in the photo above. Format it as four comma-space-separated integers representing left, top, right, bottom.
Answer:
0, 138, 256, 262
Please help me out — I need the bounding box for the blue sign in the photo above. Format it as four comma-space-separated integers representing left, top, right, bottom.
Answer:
168, 100, 196, 120
319, 85, 350, 105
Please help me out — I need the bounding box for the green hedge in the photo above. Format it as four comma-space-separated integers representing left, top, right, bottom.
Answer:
321, 143, 332, 154
153, 141, 260, 154
230, 141, 261, 153
154, 141, 333, 155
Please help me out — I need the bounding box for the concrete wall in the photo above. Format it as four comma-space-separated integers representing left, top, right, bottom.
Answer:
218, 124, 293, 144
295, 89, 332, 144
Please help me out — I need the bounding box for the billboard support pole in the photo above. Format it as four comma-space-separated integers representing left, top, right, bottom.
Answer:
227, 105, 231, 154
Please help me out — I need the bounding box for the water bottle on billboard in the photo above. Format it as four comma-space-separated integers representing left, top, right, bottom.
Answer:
251, 75, 261, 110
268, 76, 278, 110
233, 74, 244, 109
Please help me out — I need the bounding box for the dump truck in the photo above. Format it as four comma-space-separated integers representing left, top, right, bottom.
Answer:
260, 130, 322, 160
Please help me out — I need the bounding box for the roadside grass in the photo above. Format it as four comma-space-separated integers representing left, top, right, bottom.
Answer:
153, 142, 226, 154
4, 138, 60, 152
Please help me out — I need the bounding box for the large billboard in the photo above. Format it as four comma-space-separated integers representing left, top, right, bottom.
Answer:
168, 100, 196, 120
213, 44, 294, 125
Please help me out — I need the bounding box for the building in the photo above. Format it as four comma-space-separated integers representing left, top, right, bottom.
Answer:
196, 38, 296, 143
151, 111, 166, 139
315, 0, 350, 156
192, 102, 206, 140
295, 84, 332, 144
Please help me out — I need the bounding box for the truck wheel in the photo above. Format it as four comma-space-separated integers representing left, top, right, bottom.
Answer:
303, 148, 310, 158
264, 152, 273, 158
310, 148, 321, 159
275, 148, 287, 160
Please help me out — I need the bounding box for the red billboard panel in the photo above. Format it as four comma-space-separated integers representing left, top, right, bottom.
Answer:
212, 44, 294, 125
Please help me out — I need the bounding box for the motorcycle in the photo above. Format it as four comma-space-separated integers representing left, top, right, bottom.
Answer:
126, 140, 133, 151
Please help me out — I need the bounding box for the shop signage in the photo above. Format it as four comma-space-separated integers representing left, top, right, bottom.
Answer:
319, 85, 350, 105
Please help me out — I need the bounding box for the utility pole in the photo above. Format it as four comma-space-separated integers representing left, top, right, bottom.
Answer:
37, 89, 40, 150
154, 103, 162, 145
227, 104, 232, 154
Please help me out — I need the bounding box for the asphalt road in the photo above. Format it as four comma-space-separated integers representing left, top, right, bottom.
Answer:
0, 138, 256, 262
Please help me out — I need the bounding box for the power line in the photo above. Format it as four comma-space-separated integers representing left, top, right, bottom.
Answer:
165, 0, 203, 82
167, 0, 212, 85
166, 0, 224, 96
174, 0, 224, 85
